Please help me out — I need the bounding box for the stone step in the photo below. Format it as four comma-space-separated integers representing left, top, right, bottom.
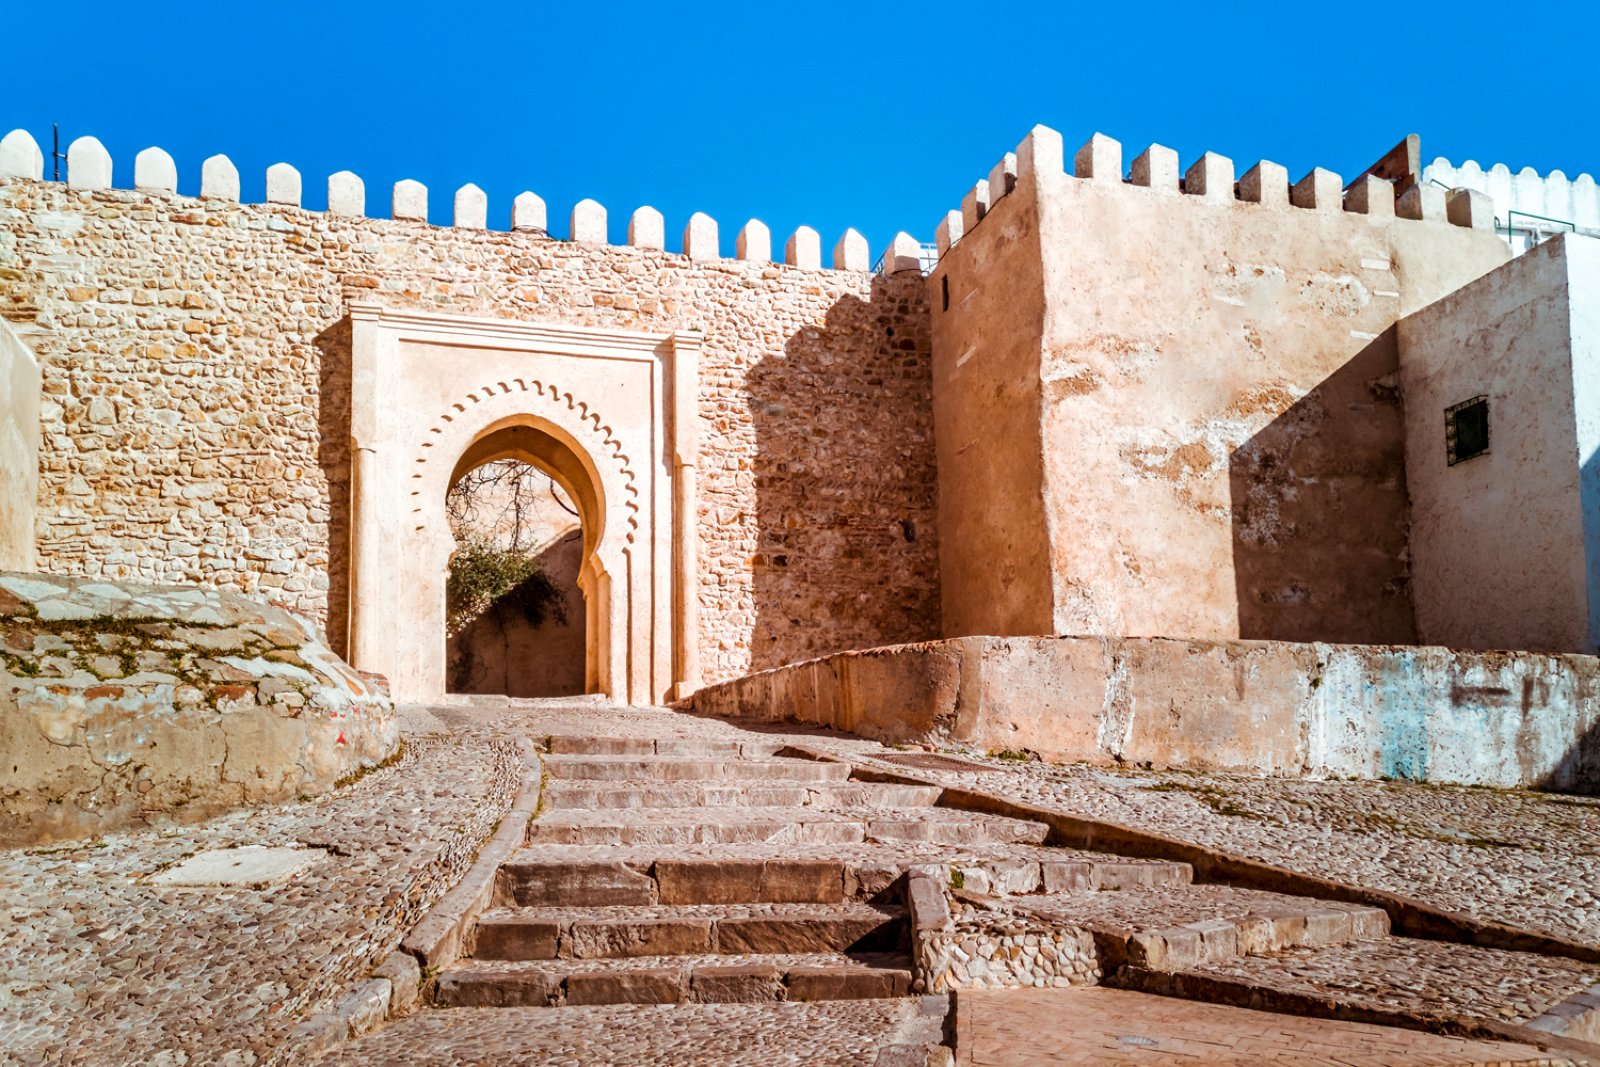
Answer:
542, 755, 852, 783
545, 736, 782, 759
539, 780, 943, 810
471, 902, 906, 960
1002, 885, 1390, 971
496, 847, 1192, 907
437, 951, 914, 1007
524, 807, 1050, 847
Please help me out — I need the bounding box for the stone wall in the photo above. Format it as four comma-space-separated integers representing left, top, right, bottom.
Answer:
0, 570, 396, 846
0, 317, 38, 570
929, 130, 1512, 647
0, 175, 940, 685
683, 634, 1600, 792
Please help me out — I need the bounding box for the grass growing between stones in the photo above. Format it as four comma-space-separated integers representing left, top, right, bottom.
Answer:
334, 738, 407, 790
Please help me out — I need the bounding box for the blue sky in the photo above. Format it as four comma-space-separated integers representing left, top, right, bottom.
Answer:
6, 1, 1596, 257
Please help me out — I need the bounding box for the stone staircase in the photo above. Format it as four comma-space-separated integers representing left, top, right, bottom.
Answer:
434, 734, 1188, 1009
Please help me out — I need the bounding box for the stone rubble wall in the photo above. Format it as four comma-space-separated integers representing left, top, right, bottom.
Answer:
0, 131, 939, 684
0, 570, 397, 845
905, 866, 1099, 993
685, 634, 1600, 791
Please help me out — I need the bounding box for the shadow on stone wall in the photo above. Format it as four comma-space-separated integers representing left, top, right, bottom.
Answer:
1228, 327, 1417, 644
447, 532, 586, 697
314, 319, 353, 659
744, 274, 942, 672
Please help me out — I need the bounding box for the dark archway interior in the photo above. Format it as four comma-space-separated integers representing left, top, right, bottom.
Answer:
444, 424, 589, 698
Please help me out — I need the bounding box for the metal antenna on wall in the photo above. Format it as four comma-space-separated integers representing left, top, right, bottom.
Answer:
52, 124, 64, 182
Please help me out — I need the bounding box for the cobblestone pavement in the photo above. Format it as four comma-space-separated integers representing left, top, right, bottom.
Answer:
841, 749, 1600, 946
956, 986, 1570, 1066
0, 706, 519, 1066
318, 998, 943, 1066
1187, 939, 1600, 1025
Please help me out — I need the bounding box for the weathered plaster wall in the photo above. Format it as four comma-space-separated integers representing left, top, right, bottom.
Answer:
929, 174, 1053, 638
929, 137, 1511, 647
684, 635, 1600, 792
0, 318, 38, 570
0, 177, 939, 686
1399, 235, 1600, 654
0, 570, 396, 846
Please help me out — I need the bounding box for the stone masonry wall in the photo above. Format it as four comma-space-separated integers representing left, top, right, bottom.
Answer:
0, 177, 940, 683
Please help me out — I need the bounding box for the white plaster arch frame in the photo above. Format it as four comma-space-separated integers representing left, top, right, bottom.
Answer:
346, 302, 702, 706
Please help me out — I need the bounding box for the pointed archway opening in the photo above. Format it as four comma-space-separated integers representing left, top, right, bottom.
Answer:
444, 457, 587, 697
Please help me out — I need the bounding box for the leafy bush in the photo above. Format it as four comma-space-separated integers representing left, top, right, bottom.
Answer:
445, 539, 568, 638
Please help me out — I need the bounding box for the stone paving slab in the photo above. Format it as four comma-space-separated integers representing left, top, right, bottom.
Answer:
315, 998, 946, 1065
955, 986, 1572, 1066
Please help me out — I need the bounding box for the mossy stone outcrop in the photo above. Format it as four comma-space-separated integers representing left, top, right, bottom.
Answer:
1, 571, 397, 846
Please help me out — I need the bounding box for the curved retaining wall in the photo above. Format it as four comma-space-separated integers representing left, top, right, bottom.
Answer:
1, 571, 397, 845
684, 635, 1600, 792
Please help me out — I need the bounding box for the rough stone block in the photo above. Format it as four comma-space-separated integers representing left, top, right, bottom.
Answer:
935, 210, 963, 257
571, 198, 607, 242
333, 978, 390, 1037
1015, 124, 1064, 181
472, 917, 561, 960
1397, 183, 1447, 222
0, 129, 43, 180
1290, 167, 1342, 210
393, 180, 427, 221
454, 183, 487, 229
833, 228, 868, 272
566, 917, 713, 958
327, 171, 364, 217
67, 137, 112, 191
201, 154, 240, 201
654, 860, 843, 905
372, 952, 421, 1014
511, 191, 546, 232
498, 861, 654, 906
736, 219, 770, 261
690, 964, 785, 1003
785, 226, 821, 269
565, 968, 683, 1005
1074, 133, 1122, 181
1041, 862, 1093, 893
786, 965, 910, 1000
1238, 161, 1288, 208
1131, 144, 1179, 193
436, 967, 560, 1007
629, 206, 664, 249
1447, 187, 1494, 230
1184, 152, 1234, 202
134, 147, 177, 194
1345, 175, 1395, 218
961, 179, 990, 232
265, 163, 301, 207
684, 212, 718, 260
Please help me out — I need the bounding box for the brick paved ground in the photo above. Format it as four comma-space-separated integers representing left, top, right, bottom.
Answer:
955, 987, 1570, 1066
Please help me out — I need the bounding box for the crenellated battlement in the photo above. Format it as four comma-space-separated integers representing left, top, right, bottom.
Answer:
1422, 156, 1600, 236
934, 125, 1500, 260
0, 128, 925, 277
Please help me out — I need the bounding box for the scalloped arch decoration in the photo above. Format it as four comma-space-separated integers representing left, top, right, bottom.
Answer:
409, 376, 641, 541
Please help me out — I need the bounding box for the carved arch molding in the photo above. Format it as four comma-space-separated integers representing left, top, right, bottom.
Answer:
346, 302, 702, 705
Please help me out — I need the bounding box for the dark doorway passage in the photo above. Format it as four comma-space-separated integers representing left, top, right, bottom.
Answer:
444, 459, 587, 697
